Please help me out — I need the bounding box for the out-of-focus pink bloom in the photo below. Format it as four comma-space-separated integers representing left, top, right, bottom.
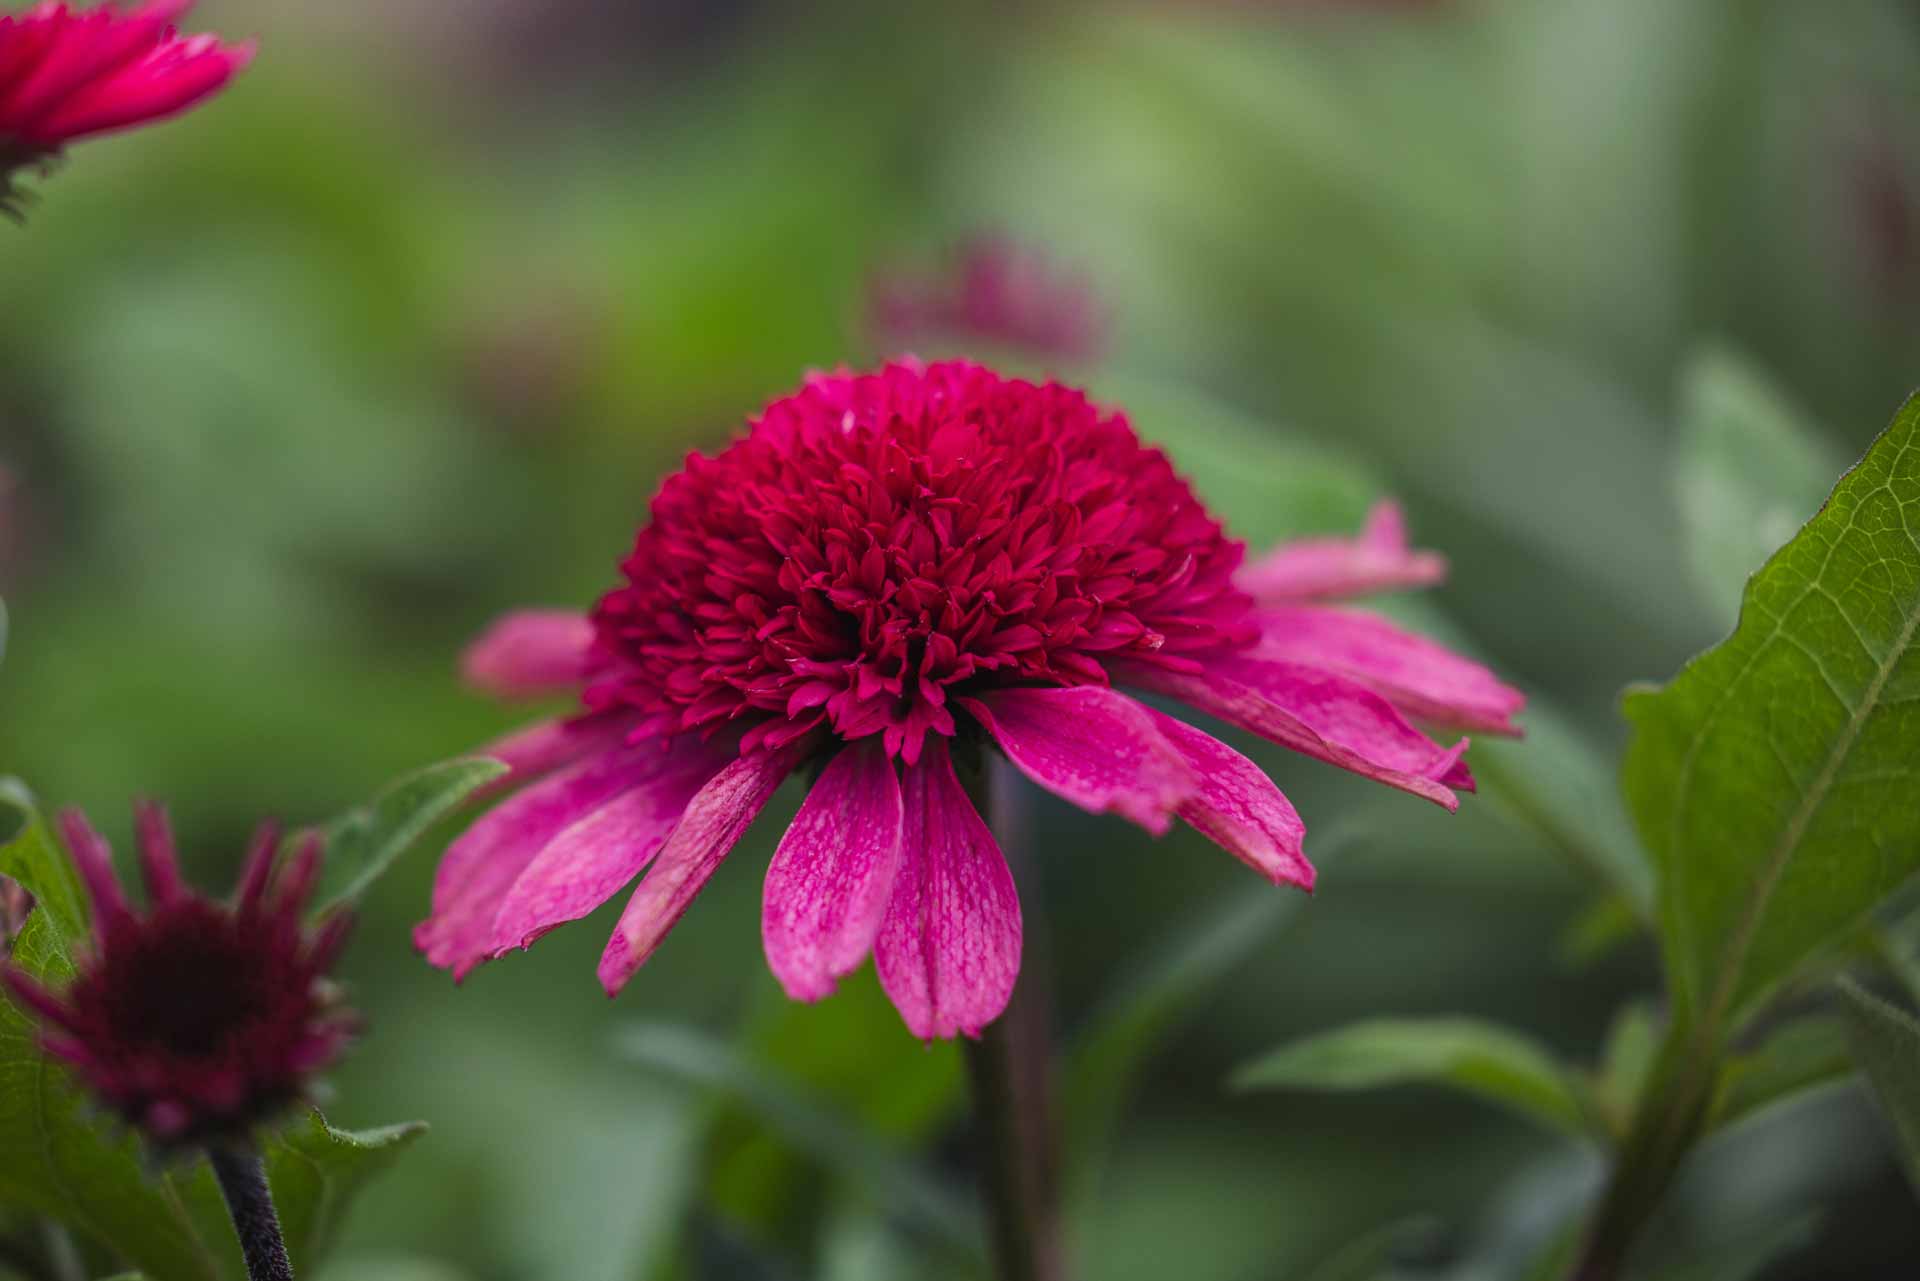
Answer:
868, 238, 1107, 364
422, 361, 1520, 1038
0, 1, 252, 207
1, 802, 354, 1148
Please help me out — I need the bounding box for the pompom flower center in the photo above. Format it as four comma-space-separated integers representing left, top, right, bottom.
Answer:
586, 361, 1258, 763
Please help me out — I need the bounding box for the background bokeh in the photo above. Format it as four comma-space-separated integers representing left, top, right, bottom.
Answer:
3, 1, 1919, 1277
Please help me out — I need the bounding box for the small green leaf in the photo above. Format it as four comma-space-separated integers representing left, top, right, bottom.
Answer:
0, 784, 425, 1278
1836, 980, 1920, 1193
1675, 348, 1843, 631
1594, 1003, 1659, 1140
617, 1021, 980, 1256
1230, 1016, 1591, 1137
309, 757, 507, 912
1708, 1015, 1853, 1134
1624, 393, 1920, 1033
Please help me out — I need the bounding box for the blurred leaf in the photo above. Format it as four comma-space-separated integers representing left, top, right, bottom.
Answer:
1097, 374, 1379, 548
0, 783, 425, 1278
310, 758, 507, 913
1063, 877, 1315, 1198
617, 1022, 980, 1257
1623, 394, 1920, 1032
1558, 894, 1644, 969
1640, 1213, 1820, 1281
1708, 1015, 1853, 1134
1296, 1215, 1441, 1281
1837, 981, 1920, 1192
1675, 348, 1842, 632
1594, 1004, 1660, 1141
1472, 701, 1653, 923
1230, 1017, 1590, 1137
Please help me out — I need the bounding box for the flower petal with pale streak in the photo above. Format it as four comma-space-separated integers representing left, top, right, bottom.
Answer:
598, 744, 806, 995
1253, 606, 1525, 734
461, 610, 596, 700
477, 711, 640, 786
874, 738, 1021, 1040
961, 686, 1194, 835
1147, 710, 1314, 890
762, 741, 905, 1002
1237, 501, 1446, 603
1117, 656, 1469, 810
487, 741, 733, 956
416, 744, 666, 977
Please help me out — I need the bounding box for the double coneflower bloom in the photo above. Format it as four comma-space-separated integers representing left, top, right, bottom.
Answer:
424, 360, 1521, 1038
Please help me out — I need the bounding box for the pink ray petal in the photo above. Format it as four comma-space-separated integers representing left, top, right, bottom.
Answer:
960, 686, 1195, 835
416, 742, 667, 978
34, 38, 249, 142
1116, 655, 1468, 811
1252, 605, 1525, 735
478, 711, 641, 787
874, 737, 1022, 1040
56, 807, 132, 942
460, 610, 596, 701
1147, 710, 1314, 890
131, 797, 186, 907
597, 743, 807, 995
762, 740, 905, 1002
486, 740, 731, 956
2, 1, 181, 130
1237, 501, 1447, 603
233, 819, 281, 917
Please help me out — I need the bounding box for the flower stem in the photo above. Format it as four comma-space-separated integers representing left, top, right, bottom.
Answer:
208, 1145, 295, 1281
963, 755, 1065, 1281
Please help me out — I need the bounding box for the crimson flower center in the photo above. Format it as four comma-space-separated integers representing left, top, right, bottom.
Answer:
87, 906, 280, 1056
584, 361, 1258, 763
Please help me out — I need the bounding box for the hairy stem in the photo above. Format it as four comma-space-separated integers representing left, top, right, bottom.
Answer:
209, 1145, 294, 1281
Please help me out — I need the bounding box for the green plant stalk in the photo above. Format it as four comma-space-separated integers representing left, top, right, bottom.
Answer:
1566, 1012, 1721, 1281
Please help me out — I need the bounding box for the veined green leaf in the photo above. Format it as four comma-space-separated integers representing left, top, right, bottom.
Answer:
309, 757, 507, 913
1624, 393, 1920, 1032
1708, 1015, 1853, 1134
1837, 981, 1920, 1193
1675, 348, 1843, 632
1230, 1016, 1591, 1138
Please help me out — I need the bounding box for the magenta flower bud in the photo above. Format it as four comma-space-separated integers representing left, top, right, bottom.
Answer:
2, 802, 355, 1150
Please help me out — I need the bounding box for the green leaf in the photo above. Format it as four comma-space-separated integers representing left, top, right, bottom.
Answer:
1624, 393, 1920, 1033
1295, 1215, 1441, 1281
1708, 1015, 1853, 1134
1063, 875, 1315, 1199
1641, 1213, 1820, 1281
309, 757, 507, 913
1675, 348, 1845, 632
0, 783, 425, 1278
617, 1021, 980, 1256
1230, 1016, 1591, 1137
1594, 1003, 1659, 1140
1837, 981, 1920, 1192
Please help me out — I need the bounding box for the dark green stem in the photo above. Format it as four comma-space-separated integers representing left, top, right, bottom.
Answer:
209, 1145, 294, 1281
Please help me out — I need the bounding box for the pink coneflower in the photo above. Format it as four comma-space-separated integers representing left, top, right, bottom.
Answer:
868, 238, 1107, 364
1, 802, 354, 1149
423, 360, 1520, 1038
0, 0, 252, 210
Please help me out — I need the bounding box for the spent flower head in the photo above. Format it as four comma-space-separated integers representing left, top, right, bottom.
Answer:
425, 359, 1522, 1038
2, 802, 354, 1149
867, 237, 1107, 364
0, 0, 252, 213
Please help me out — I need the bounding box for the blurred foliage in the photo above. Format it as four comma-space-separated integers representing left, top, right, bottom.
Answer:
4, 0, 1920, 1277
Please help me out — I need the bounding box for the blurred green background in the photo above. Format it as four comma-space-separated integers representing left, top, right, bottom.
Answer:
3, 0, 1919, 1277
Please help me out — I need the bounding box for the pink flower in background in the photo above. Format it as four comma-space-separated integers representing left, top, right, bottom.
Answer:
0, 0, 252, 208
1, 803, 354, 1148
423, 360, 1520, 1038
868, 237, 1107, 364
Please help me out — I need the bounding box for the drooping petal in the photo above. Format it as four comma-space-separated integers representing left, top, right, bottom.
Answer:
1253, 606, 1525, 734
1236, 501, 1447, 603
486, 740, 732, 956
762, 740, 905, 1002
1146, 710, 1314, 890
597, 743, 807, 995
416, 743, 665, 978
460, 610, 596, 700
0, 964, 79, 1032
874, 738, 1022, 1040
478, 711, 640, 786
57, 808, 132, 942
960, 686, 1194, 835
132, 797, 186, 907
1116, 656, 1468, 811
